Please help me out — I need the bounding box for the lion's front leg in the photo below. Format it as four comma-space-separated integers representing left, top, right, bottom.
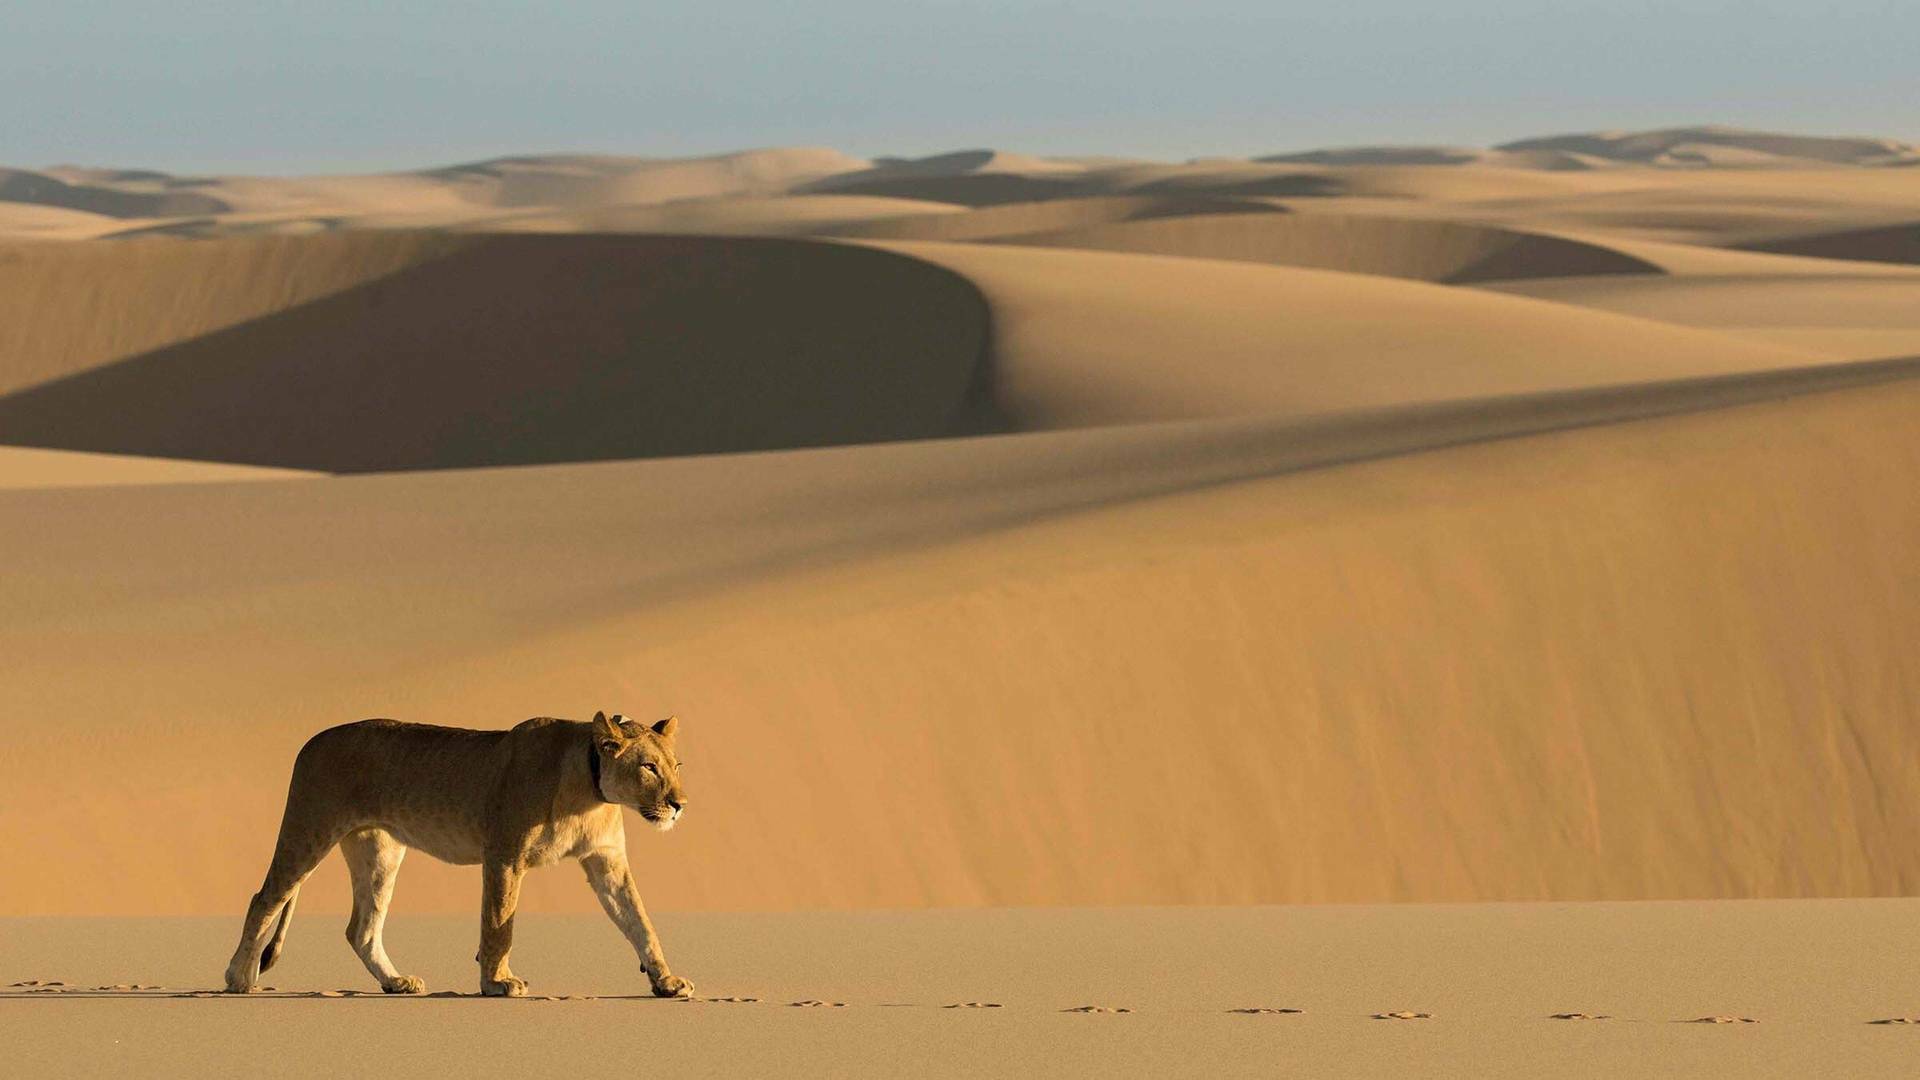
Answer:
478, 857, 528, 997
580, 849, 693, 998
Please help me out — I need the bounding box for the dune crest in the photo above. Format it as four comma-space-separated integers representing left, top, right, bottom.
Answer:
991, 212, 1662, 283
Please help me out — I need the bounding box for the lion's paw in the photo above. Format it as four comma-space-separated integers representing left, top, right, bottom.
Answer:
651, 972, 695, 999
482, 976, 528, 998
383, 975, 427, 995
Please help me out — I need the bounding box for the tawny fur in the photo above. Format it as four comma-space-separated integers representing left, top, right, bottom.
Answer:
224, 711, 692, 998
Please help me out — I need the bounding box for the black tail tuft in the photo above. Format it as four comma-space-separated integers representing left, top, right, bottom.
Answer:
259, 939, 282, 973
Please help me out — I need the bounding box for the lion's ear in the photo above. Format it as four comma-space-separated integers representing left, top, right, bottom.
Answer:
592, 711, 625, 742
652, 715, 679, 739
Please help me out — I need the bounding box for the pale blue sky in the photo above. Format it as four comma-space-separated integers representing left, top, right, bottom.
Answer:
9, 1, 1917, 173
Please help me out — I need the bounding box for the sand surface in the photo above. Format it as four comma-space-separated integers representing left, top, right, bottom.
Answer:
6, 125, 1920, 1075
6, 902, 1920, 1078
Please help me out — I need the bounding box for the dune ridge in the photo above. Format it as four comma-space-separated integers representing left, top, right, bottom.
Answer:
990, 213, 1663, 283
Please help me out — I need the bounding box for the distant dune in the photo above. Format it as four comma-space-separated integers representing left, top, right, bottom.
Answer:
424, 147, 871, 209
0, 167, 230, 218
1496, 126, 1920, 167
874, 239, 1820, 430
829, 194, 1285, 242
1741, 220, 1920, 266
15, 126, 1920, 246
990, 213, 1662, 283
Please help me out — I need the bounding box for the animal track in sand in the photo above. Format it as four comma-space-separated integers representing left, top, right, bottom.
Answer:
1685, 1016, 1757, 1024
1548, 1013, 1612, 1021
943, 1002, 1003, 1009
787, 999, 847, 1008
700, 996, 761, 1004
1062, 1005, 1132, 1013
1227, 1007, 1303, 1015
1372, 1011, 1432, 1020
1869, 1017, 1920, 1025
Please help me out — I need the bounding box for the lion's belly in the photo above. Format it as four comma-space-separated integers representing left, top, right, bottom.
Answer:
381, 816, 488, 865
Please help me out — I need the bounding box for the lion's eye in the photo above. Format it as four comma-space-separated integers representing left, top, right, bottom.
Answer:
641, 762, 659, 775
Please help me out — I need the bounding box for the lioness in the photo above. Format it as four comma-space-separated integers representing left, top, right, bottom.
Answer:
224, 711, 694, 998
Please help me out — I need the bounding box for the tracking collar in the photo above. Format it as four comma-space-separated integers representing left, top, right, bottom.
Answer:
588, 739, 611, 804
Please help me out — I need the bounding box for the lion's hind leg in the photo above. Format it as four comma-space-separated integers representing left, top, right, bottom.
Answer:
342, 828, 423, 994
225, 827, 336, 993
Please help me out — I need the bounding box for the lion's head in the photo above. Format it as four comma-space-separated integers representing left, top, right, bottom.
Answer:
590, 711, 687, 830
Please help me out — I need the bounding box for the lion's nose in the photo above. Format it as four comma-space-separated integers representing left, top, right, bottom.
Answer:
667, 798, 684, 813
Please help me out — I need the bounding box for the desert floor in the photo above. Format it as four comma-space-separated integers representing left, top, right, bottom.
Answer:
4, 126, 1920, 1075
7, 902, 1920, 1078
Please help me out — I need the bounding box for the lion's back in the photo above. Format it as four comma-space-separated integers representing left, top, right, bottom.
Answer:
285, 719, 509, 820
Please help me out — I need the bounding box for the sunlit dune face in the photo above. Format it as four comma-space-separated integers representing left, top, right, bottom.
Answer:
592, 712, 686, 830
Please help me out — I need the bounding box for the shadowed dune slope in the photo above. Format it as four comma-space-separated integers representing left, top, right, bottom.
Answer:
3, 371, 1919, 914
1741, 221, 1920, 266
868, 240, 1823, 430
0, 232, 469, 396
0, 233, 991, 471
1497, 126, 1920, 167
996, 213, 1663, 283
0, 167, 230, 218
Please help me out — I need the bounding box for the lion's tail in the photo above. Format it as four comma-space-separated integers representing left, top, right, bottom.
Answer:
258, 885, 299, 974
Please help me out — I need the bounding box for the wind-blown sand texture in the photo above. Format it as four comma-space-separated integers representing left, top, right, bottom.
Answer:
4, 125, 1920, 1076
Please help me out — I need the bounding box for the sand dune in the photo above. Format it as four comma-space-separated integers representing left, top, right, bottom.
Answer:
0, 233, 990, 470
1259, 145, 1614, 172
829, 194, 1285, 241
849, 149, 1085, 177
1741, 220, 1920, 266
991, 213, 1662, 283
472, 194, 964, 236
427, 148, 869, 209
1497, 126, 1920, 167
869, 239, 1822, 430
0, 446, 317, 489
800, 149, 1090, 205
0, 232, 470, 397
0, 201, 120, 239
1541, 233, 1920, 277
1259, 127, 1920, 171
1487, 274, 1920, 358
4, 227, 1827, 476
0, 167, 230, 218
1260, 145, 1488, 167
13, 129, 1920, 248
4, 359, 1920, 915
